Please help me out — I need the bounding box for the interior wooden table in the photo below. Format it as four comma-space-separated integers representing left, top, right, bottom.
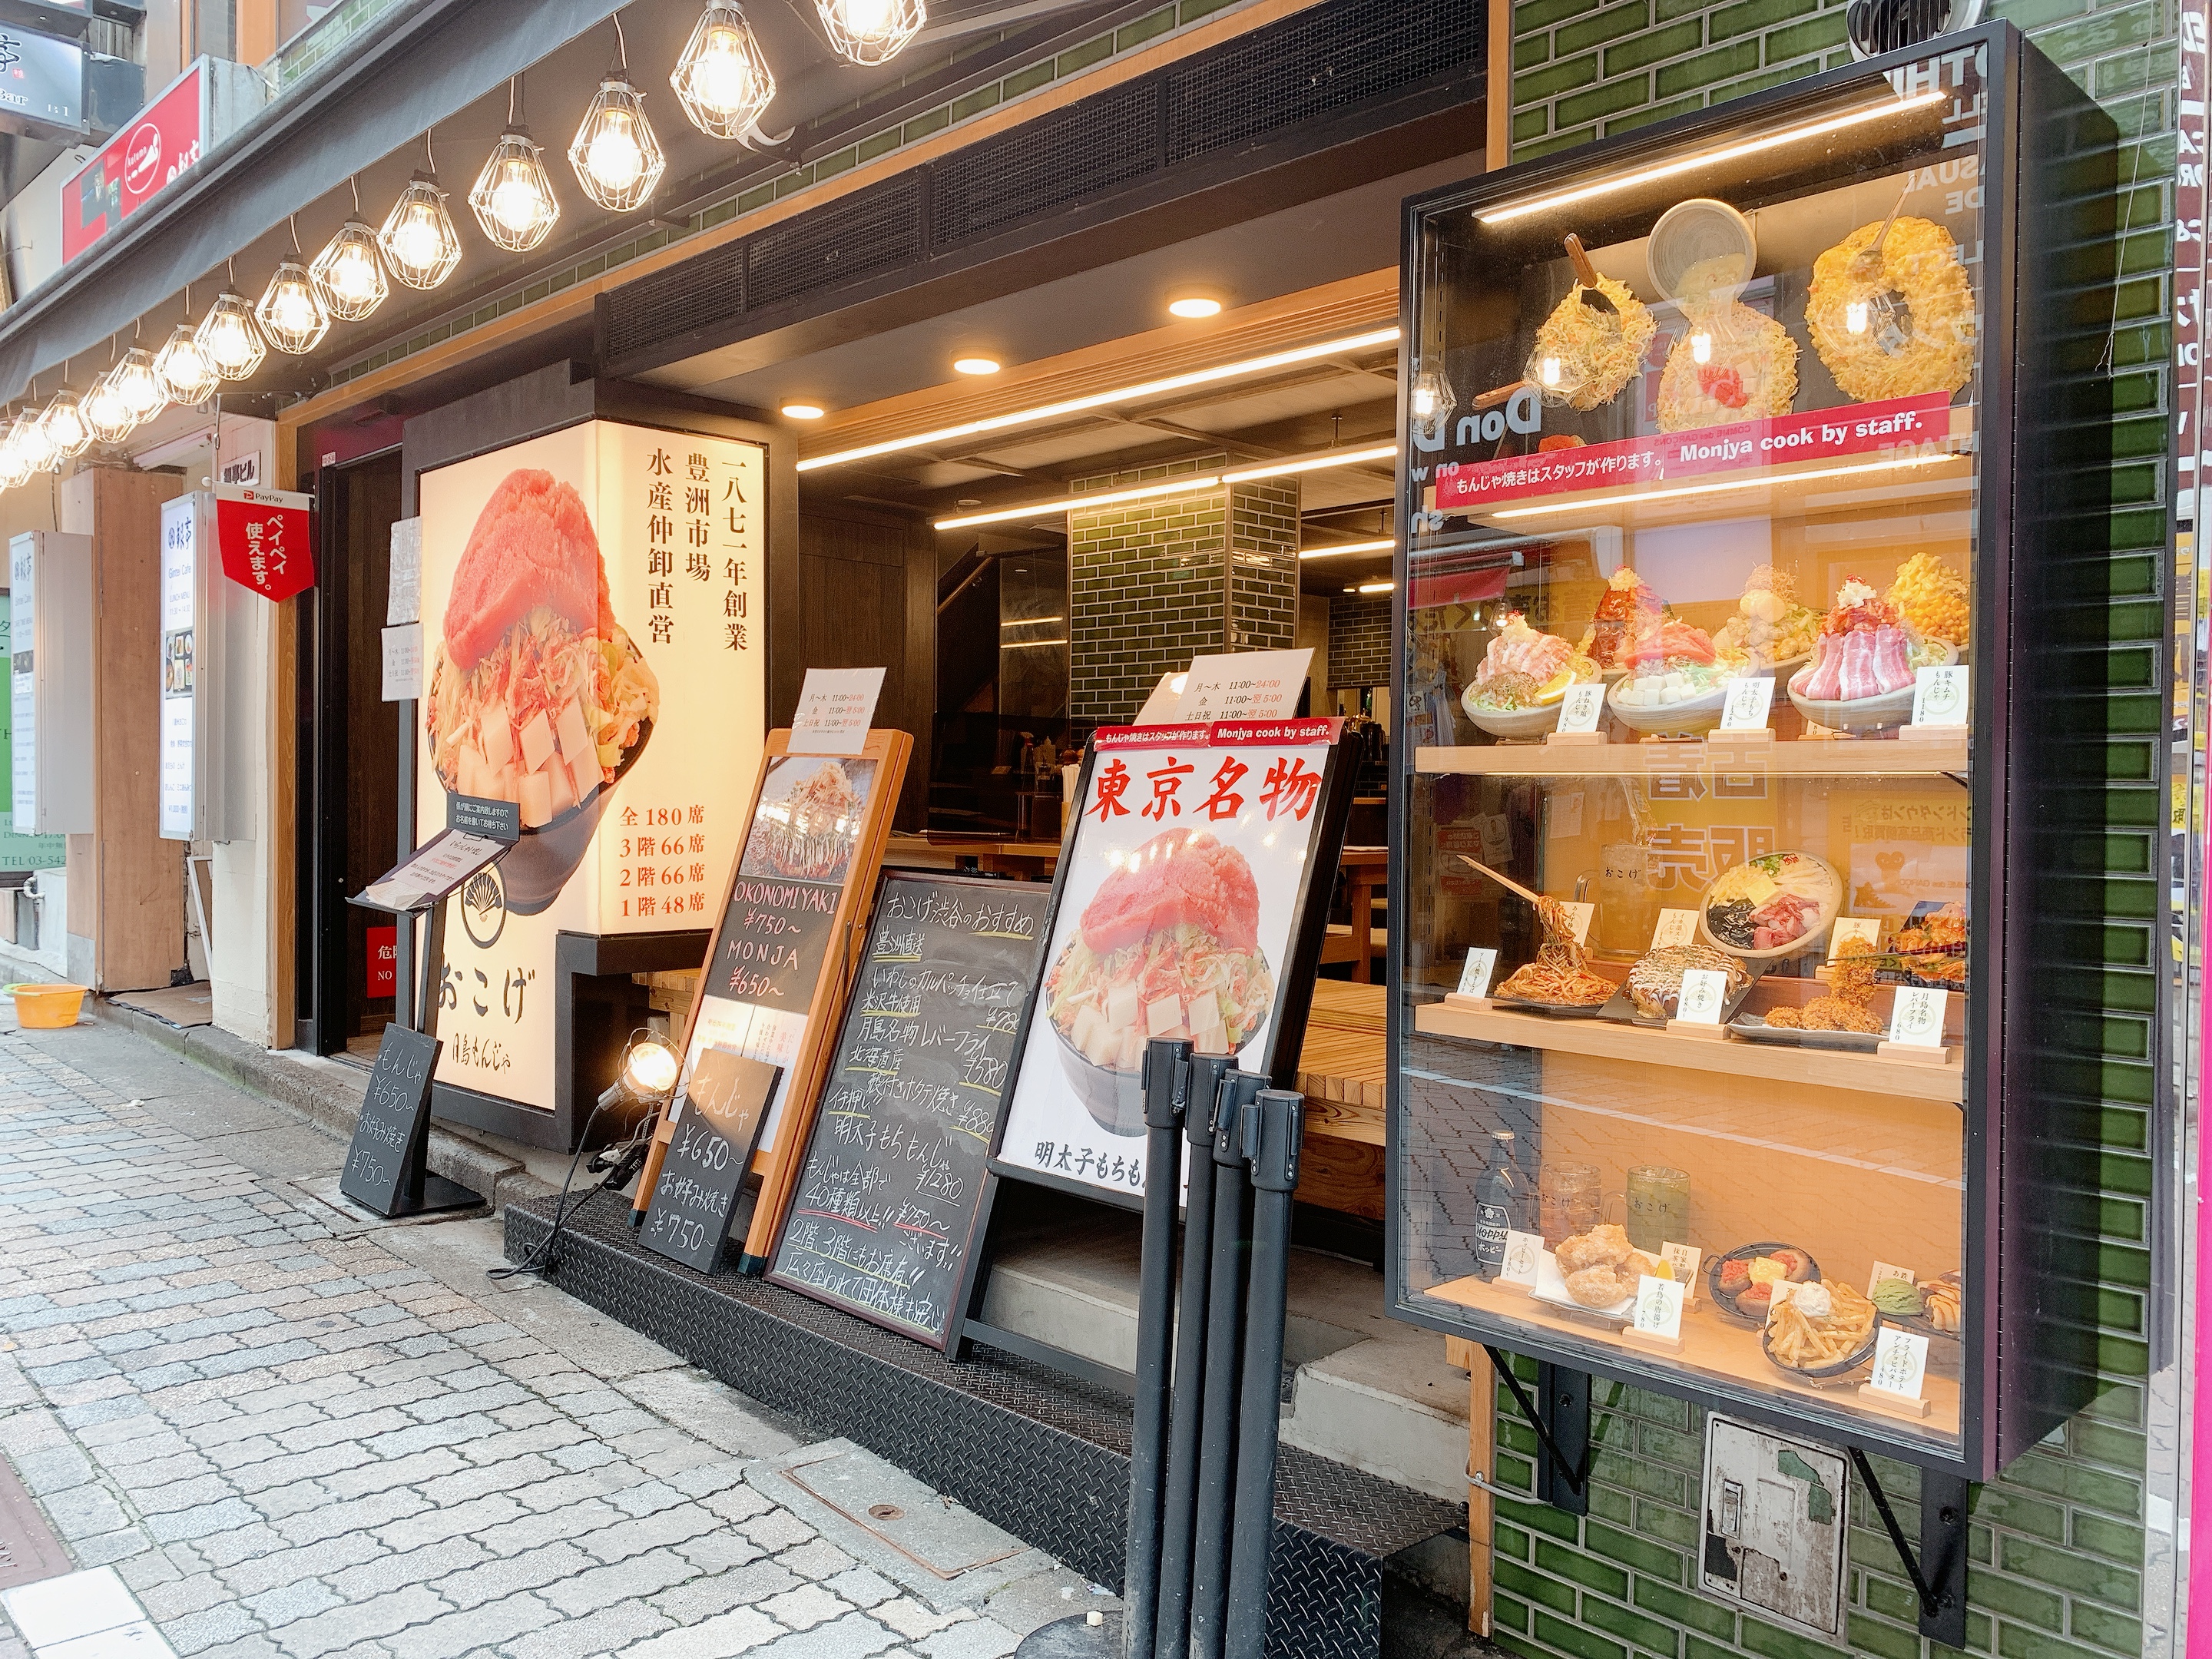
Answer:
882, 832, 1065, 880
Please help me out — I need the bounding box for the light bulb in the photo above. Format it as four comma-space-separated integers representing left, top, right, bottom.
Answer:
82, 369, 137, 445
41, 391, 90, 461
623, 1038, 680, 1097
673, 4, 776, 139
196, 290, 267, 379
155, 323, 220, 406
0, 415, 32, 489
1846, 300, 1869, 336
256, 260, 331, 355
1412, 384, 1436, 418
469, 131, 561, 252
571, 78, 665, 211
377, 175, 462, 290
1541, 356, 1561, 388
1690, 331, 1712, 364
109, 348, 167, 423
311, 220, 389, 321
816, 0, 925, 65
1407, 366, 1455, 439
15, 407, 55, 475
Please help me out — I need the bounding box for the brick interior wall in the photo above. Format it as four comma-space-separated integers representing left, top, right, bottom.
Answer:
1330, 595, 1392, 689
1481, 5, 2177, 1659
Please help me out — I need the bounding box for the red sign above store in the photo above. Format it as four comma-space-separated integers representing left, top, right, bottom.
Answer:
62, 61, 200, 263
214, 485, 314, 603
1431, 391, 1960, 512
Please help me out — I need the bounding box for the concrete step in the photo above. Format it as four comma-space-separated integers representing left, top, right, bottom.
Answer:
975, 1211, 1471, 1503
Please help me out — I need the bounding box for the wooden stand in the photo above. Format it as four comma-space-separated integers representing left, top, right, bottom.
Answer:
1665, 1020, 1728, 1041
1877, 1040, 1954, 1065
1857, 1382, 1933, 1419
1442, 993, 1494, 1013
1544, 730, 1608, 747
1618, 1327, 1686, 1356
1711, 727, 1775, 743
1896, 723, 1971, 744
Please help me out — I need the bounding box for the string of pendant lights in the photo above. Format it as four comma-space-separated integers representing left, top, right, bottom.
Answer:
0, 0, 926, 468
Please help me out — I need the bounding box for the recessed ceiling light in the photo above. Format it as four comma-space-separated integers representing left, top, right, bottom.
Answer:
1167, 287, 1224, 320
956, 498, 982, 508
1356, 581, 1394, 594
953, 356, 1001, 376
781, 402, 826, 419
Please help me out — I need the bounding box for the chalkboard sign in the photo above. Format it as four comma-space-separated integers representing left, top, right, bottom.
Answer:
341, 1025, 440, 1216
767, 873, 1049, 1348
639, 1052, 780, 1273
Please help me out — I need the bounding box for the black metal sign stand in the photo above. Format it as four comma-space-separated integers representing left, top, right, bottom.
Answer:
390, 895, 485, 1217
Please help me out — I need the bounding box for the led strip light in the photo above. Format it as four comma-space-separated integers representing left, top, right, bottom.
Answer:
934, 442, 1398, 530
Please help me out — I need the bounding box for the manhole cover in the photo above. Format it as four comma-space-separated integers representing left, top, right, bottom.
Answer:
781, 1448, 1026, 1580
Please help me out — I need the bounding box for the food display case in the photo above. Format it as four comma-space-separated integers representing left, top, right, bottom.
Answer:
1386, 25, 2114, 1482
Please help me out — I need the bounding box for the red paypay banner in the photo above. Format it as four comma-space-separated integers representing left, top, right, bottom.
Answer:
214, 485, 315, 602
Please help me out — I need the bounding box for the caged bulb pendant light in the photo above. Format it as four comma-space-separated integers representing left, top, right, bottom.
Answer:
816, 0, 926, 67
571, 15, 666, 212
41, 365, 91, 464
81, 344, 137, 445
257, 217, 332, 355
197, 262, 268, 380
110, 321, 168, 425
379, 131, 464, 290
312, 179, 390, 320
0, 404, 33, 490
12, 381, 55, 476
469, 81, 561, 252
672, 3, 776, 138
156, 286, 221, 406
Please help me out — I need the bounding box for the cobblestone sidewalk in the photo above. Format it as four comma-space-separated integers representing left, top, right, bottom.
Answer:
0, 1022, 1096, 1659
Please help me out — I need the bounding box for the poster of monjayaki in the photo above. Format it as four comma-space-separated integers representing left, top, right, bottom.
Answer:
415, 422, 766, 1112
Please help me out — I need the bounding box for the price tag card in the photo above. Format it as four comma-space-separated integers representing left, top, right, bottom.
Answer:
1911, 664, 1970, 727
1829, 917, 1883, 959
1499, 1230, 1545, 1287
1651, 909, 1700, 949
1478, 813, 1512, 863
1176, 648, 1313, 723
1717, 675, 1776, 732
1888, 987, 1950, 1048
1555, 682, 1606, 733
791, 667, 887, 755
1868, 1260, 1917, 1296
1867, 1326, 1931, 1401
1632, 1276, 1685, 1339
1660, 1242, 1702, 1301
1558, 901, 1594, 946
1674, 968, 1730, 1025
1457, 948, 1498, 999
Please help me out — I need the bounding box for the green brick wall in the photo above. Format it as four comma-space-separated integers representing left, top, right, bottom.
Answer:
1492, 5, 2176, 1659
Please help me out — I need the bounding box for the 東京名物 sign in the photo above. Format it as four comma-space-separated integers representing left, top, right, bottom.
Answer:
63, 61, 202, 263
214, 485, 314, 602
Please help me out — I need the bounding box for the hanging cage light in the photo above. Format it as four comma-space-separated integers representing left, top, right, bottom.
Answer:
41, 387, 91, 462
257, 227, 331, 356
109, 343, 167, 425
81, 364, 137, 445
672, 3, 776, 138
0, 412, 33, 489
12, 383, 55, 476
312, 185, 389, 320
816, 0, 926, 67
1407, 365, 1456, 444
156, 326, 220, 406
470, 91, 561, 253
571, 75, 665, 210
196, 276, 267, 381
379, 134, 464, 290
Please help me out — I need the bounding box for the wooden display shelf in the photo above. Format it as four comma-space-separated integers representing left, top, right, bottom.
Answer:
1423, 1270, 1961, 1441
1414, 739, 1970, 778
1413, 999, 1963, 1105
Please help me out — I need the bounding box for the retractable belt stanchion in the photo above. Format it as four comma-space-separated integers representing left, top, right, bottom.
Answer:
1124, 1039, 1194, 1659
1224, 1088, 1303, 1659
1186, 1068, 1263, 1659
1153, 1053, 1237, 1659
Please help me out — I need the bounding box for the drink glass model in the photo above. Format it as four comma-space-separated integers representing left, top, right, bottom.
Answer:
1593, 840, 1661, 959
1624, 1164, 1690, 1253
1538, 1161, 1602, 1243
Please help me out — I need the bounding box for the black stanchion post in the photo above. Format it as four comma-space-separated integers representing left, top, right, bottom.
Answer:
1223, 1088, 1303, 1659
1186, 1068, 1263, 1659
1124, 1038, 1193, 1659
1154, 1054, 1236, 1659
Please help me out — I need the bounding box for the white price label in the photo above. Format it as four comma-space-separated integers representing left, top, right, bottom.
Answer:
1888, 987, 1949, 1048
380, 623, 422, 703
1558, 901, 1594, 946
1660, 1242, 1702, 1298
1651, 909, 1700, 949
1555, 682, 1606, 733
1674, 968, 1730, 1025
1546, 791, 1584, 839
1717, 675, 1776, 731
1868, 1326, 1931, 1400
1457, 948, 1497, 999
1499, 1230, 1545, 1287
1911, 664, 1969, 727
1868, 1260, 1917, 1296
1828, 917, 1883, 959
1632, 1275, 1684, 1339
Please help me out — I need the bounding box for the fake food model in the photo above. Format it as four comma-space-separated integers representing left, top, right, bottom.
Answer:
1555, 1223, 1666, 1310
1654, 297, 1798, 431
1578, 568, 1664, 674
1805, 216, 1976, 403
1045, 827, 1275, 1073
1608, 618, 1743, 733
1700, 851, 1841, 958
1462, 612, 1594, 737
1787, 577, 1954, 730
1495, 895, 1614, 1008
1712, 565, 1820, 671
1763, 1279, 1879, 1376
1527, 236, 1657, 411
1624, 942, 1749, 1020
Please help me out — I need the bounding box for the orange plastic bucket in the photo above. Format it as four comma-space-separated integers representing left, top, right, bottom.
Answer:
6, 983, 88, 1028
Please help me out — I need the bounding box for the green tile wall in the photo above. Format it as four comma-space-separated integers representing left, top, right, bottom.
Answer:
1497, 5, 2175, 1659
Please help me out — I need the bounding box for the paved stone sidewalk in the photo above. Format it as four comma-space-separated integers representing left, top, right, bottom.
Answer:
0, 1021, 1098, 1659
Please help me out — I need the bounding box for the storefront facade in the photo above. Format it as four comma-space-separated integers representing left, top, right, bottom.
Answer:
0, 2, 2191, 1657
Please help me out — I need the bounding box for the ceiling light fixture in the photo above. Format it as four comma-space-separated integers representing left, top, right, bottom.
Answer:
1222, 443, 1396, 484
572, 17, 667, 212
12, 388, 55, 475
1487, 452, 1955, 520
109, 332, 167, 426
472, 81, 561, 252
196, 266, 267, 380
1298, 538, 1395, 559
816, 0, 926, 66
380, 134, 464, 290
81, 353, 137, 446
672, 2, 776, 138
313, 179, 389, 320
930, 439, 1404, 530
1355, 581, 1394, 594
256, 218, 331, 356
1167, 288, 1224, 319
41, 384, 90, 462
155, 288, 220, 406
781, 402, 826, 419
1477, 90, 1948, 226
801, 326, 1402, 472
952, 356, 1000, 376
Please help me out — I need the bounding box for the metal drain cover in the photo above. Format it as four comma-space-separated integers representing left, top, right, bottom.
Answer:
781, 1447, 1026, 1579
0, 1455, 74, 1590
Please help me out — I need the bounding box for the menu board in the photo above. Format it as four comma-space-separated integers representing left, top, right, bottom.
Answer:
639, 1052, 779, 1273
767, 873, 1049, 1347
340, 1025, 440, 1217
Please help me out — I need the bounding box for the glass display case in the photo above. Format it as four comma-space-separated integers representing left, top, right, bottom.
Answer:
1386, 25, 2114, 1480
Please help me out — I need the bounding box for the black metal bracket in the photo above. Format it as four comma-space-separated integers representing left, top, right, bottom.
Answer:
1485, 1348, 1591, 1515
1849, 1447, 1969, 1648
